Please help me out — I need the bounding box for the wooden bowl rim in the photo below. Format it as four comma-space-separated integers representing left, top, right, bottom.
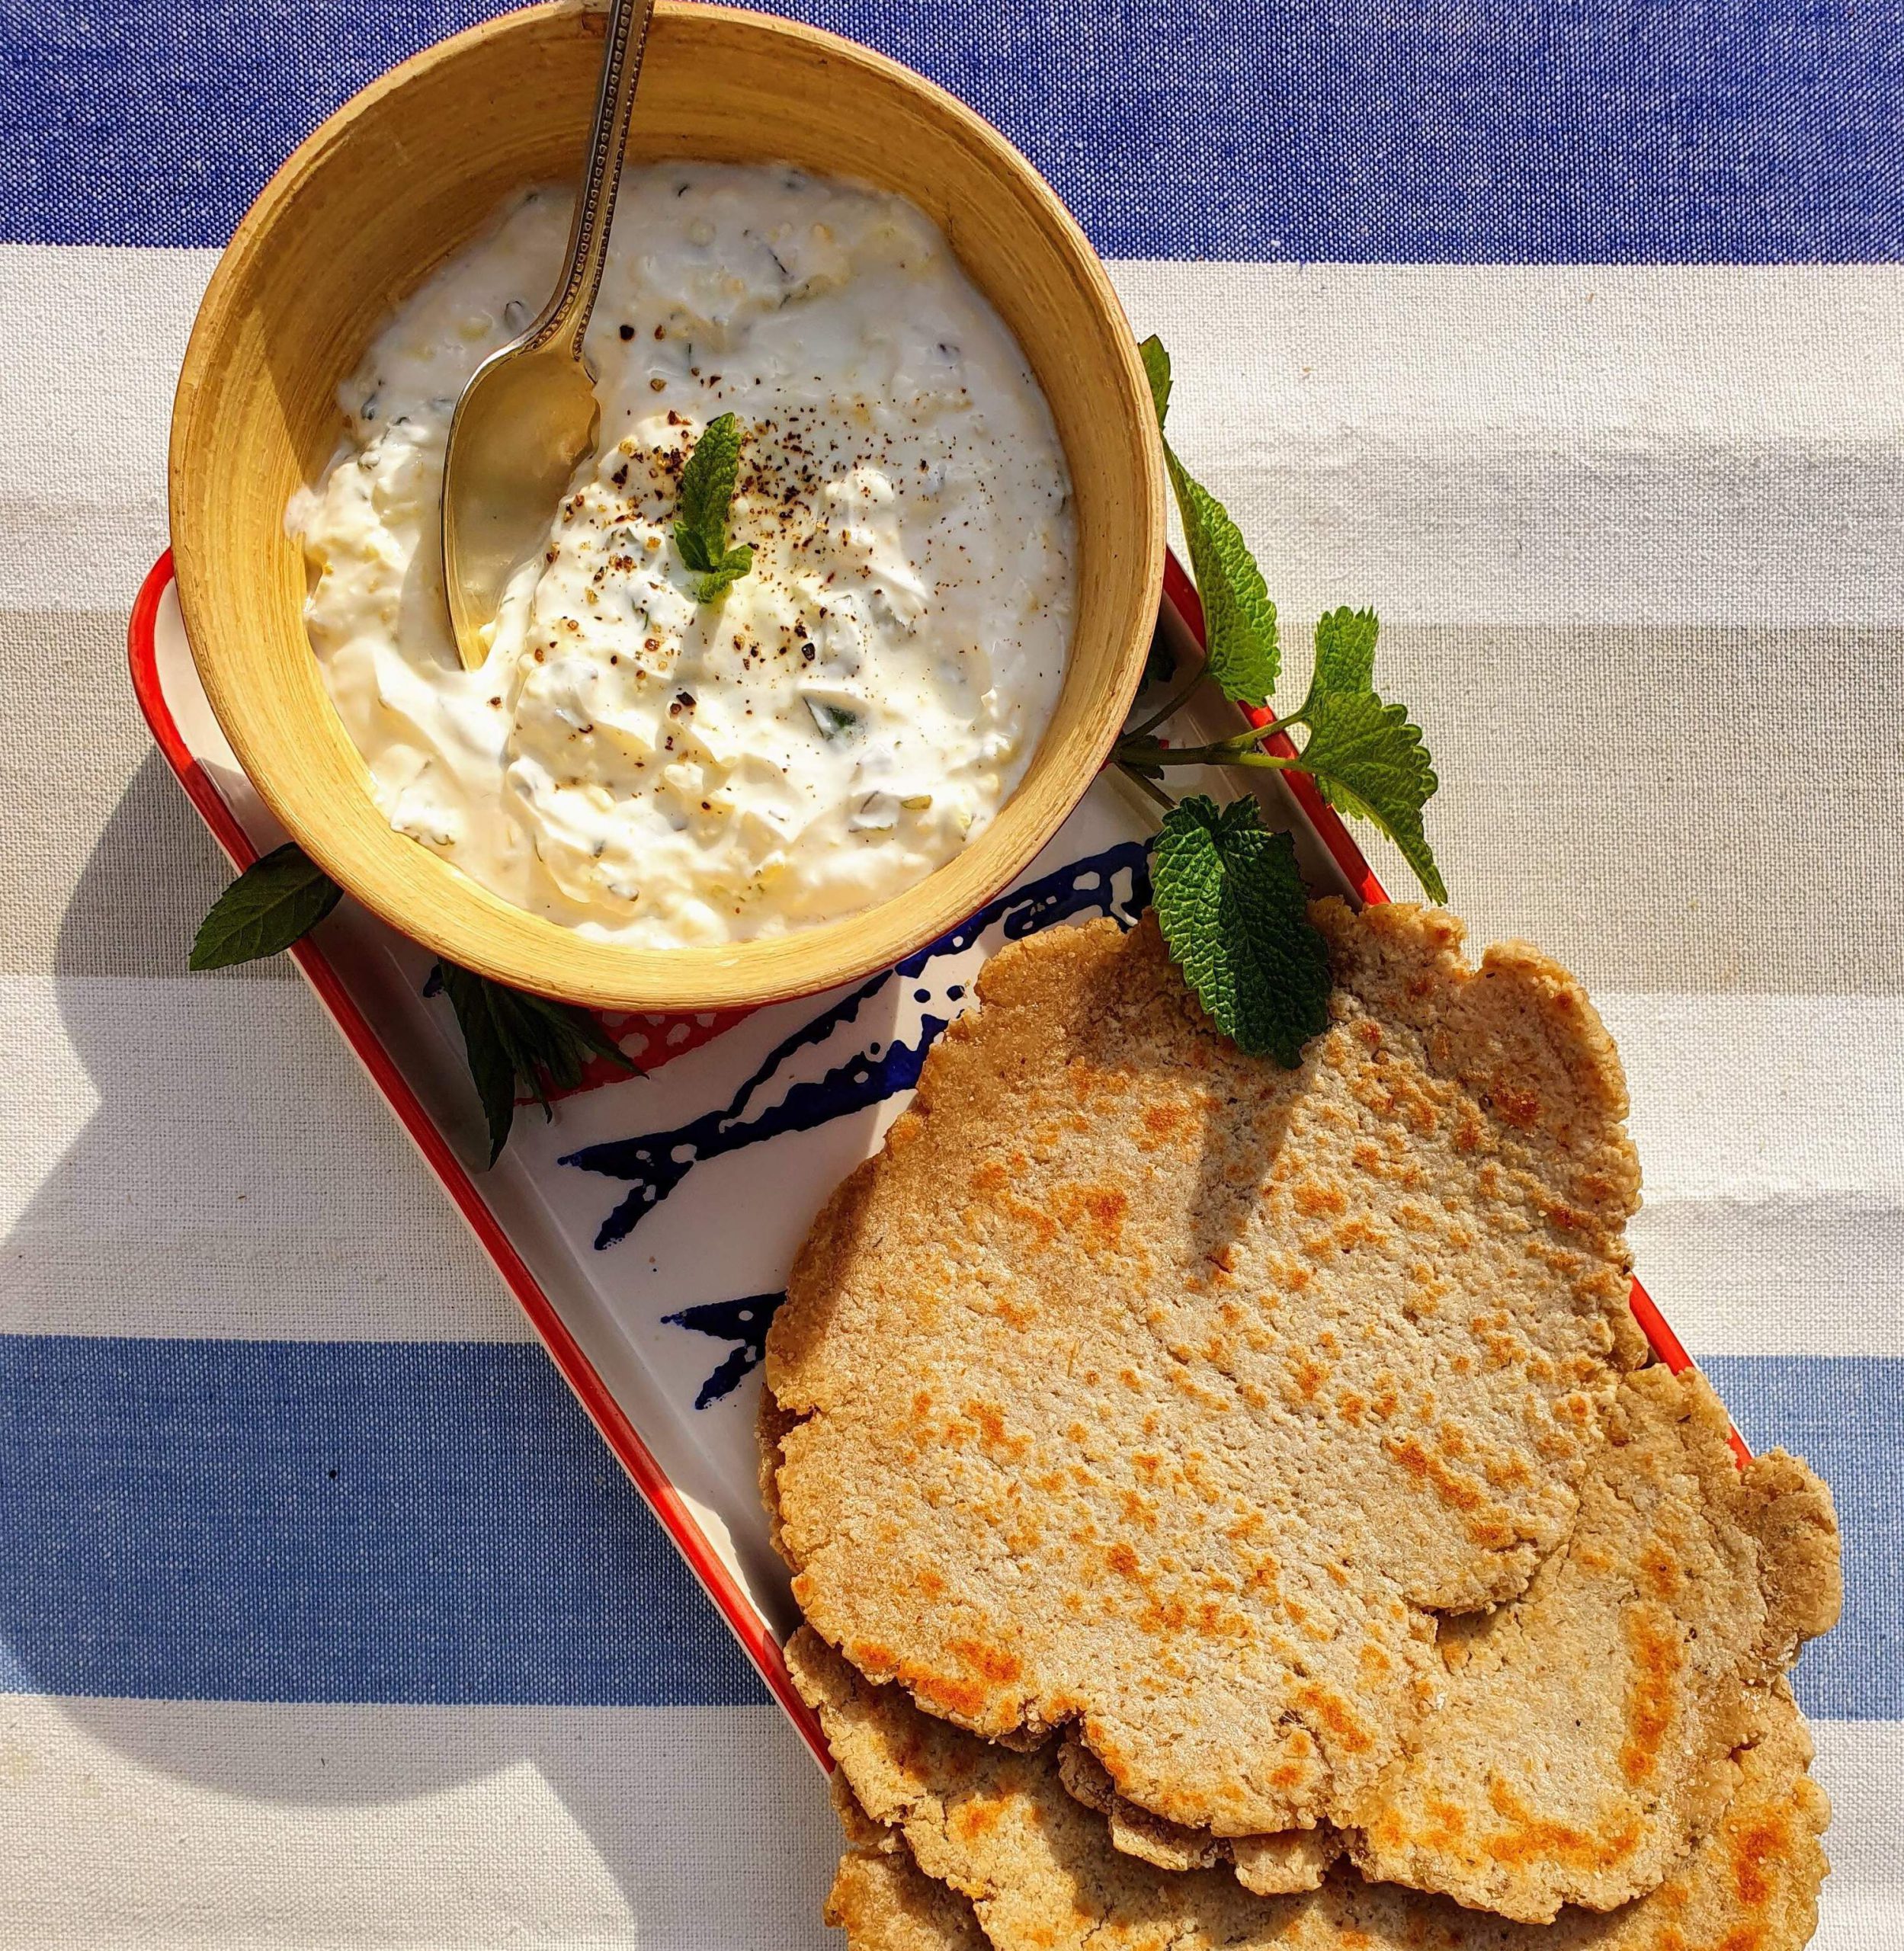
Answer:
169, 0, 1165, 1010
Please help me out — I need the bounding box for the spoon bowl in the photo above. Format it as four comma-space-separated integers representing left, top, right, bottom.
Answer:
442, 337, 601, 665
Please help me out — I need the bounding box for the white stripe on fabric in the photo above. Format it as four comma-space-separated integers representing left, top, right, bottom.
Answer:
1811, 1718, 1904, 1947
1110, 260, 1904, 627
1605, 993, 1904, 1201
0, 973, 527, 1342
1603, 992, 1904, 1356
1633, 1199, 1904, 1360
0, 1693, 1886, 1949
9, 245, 1904, 628
0, 245, 216, 612
0, 1693, 834, 1950
3, 974, 1902, 1350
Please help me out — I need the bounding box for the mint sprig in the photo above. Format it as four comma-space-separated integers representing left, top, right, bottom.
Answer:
190, 841, 341, 969
435, 961, 635, 1165
1141, 338, 1279, 706
673, 412, 755, 601
1153, 796, 1331, 1066
1123, 335, 1450, 1069
190, 847, 632, 1161
1121, 337, 1446, 911
1290, 610, 1446, 904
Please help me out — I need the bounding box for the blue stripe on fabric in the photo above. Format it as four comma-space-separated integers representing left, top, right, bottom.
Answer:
0, 1337, 1891, 1712
1703, 1355, 1902, 1725
5, 1, 1904, 261
0, 1334, 767, 1706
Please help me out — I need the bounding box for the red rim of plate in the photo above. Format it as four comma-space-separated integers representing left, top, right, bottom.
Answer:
127, 546, 1743, 1754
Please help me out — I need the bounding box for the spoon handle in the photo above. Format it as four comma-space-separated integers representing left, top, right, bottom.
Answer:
534, 0, 658, 360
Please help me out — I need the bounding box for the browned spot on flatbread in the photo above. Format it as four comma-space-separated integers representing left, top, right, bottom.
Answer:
1480, 1779, 1643, 1872
1620, 1605, 1685, 1784
1293, 1683, 1373, 1757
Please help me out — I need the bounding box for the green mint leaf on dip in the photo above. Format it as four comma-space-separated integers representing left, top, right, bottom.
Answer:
673, 412, 753, 601
437, 962, 634, 1165
189, 842, 341, 969
1139, 335, 1278, 707
694, 543, 755, 603
1152, 794, 1331, 1068
1288, 609, 1447, 905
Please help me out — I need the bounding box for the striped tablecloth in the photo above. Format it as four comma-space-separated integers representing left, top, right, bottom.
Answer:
4, 2, 1899, 1943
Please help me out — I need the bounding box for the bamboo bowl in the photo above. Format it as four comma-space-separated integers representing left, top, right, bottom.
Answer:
170, 1, 1165, 1009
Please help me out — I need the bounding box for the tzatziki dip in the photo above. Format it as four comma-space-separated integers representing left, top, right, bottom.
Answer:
290, 164, 1075, 948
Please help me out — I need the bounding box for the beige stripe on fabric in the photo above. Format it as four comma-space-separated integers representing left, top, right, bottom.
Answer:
2, 605, 1899, 991
0, 975, 524, 1342
0, 606, 290, 979
1367, 620, 1904, 994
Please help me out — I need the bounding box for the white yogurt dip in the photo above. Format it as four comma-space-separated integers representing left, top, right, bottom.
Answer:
290, 165, 1076, 948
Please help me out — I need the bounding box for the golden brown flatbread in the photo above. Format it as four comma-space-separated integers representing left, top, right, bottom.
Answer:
759, 1383, 801, 1571
1056, 1736, 1342, 1894
796, 1627, 1830, 1951
1350, 1363, 1840, 1919
826, 1845, 991, 1951
768, 905, 1646, 1833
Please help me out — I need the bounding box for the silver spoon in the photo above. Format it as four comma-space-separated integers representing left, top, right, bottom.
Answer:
440, 0, 657, 671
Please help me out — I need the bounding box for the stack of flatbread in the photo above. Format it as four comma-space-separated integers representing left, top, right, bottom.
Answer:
759, 901, 1843, 1951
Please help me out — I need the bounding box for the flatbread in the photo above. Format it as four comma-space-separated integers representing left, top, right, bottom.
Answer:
794, 1627, 1831, 1951
784, 1386, 1342, 1902
1040, 1363, 1839, 1919
759, 1384, 802, 1571
827, 1840, 992, 1951
768, 905, 1646, 1832
1056, 1736, 1341, 1894
1351, 1363, 1841, 1919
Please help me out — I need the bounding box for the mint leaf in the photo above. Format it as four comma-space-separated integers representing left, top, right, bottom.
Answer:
189, 842, 341, 969
1304, 604, 1378, 704
1139, 335, 1277, 706
694, 543, 754, 602
1294, 684, 1447, 905
437, 962, 635, 1165
1166, 454, 1281, 706
673, 412, 751, 600
1140, 333, 1172, 428
437, 963, 519, 1164
1152, 796, 1332, 1067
